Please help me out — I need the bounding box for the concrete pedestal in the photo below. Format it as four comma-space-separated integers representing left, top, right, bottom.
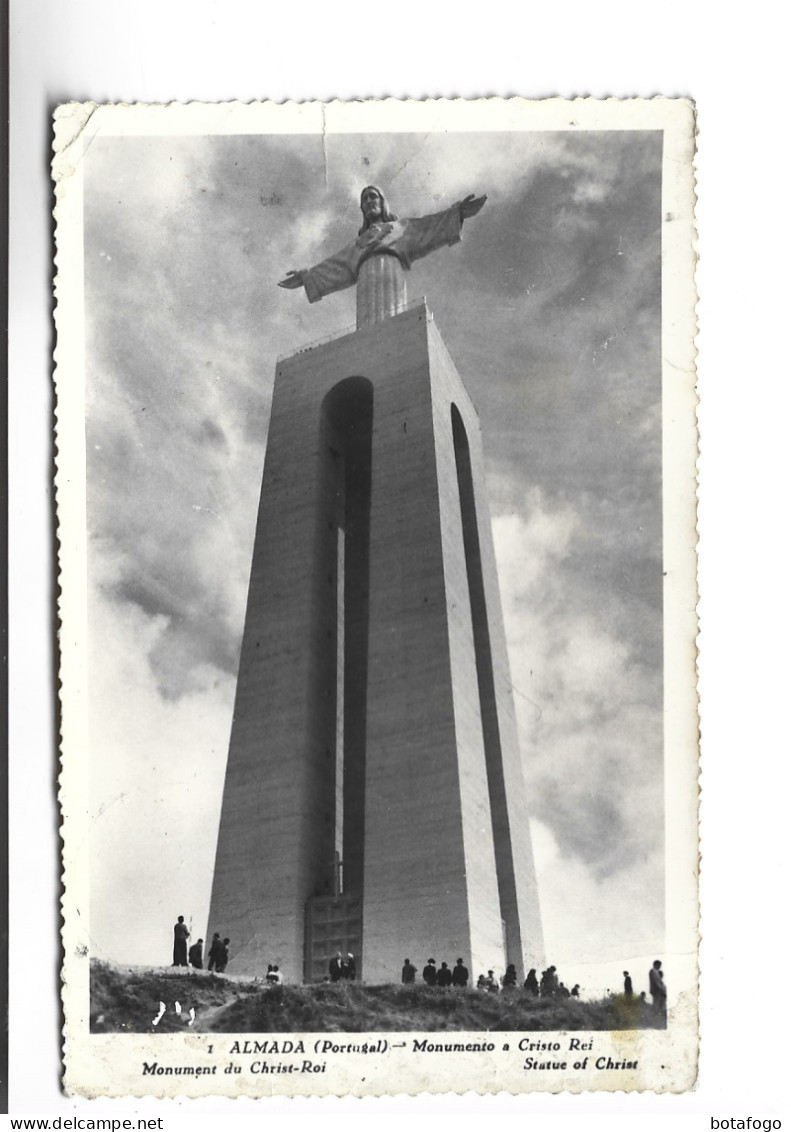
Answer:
208, 302, 544, 984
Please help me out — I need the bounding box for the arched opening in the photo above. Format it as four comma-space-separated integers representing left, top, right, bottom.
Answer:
304, 377, 373, 981
451, 403, 518, 961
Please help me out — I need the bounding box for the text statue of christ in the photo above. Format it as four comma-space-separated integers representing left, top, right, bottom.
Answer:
278, 185, 487, 328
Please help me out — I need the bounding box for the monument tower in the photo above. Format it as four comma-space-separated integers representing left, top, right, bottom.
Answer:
208, 185, 544, 983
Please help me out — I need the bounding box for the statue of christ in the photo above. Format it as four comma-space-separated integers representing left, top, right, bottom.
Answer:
278, 185, 486, 327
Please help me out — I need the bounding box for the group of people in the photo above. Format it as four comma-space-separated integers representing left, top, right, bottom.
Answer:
476, 969, 506, 992
206, 932, 231, 972
401, 955, 577, 996
402, 958, 470, 987
172, 918, 231, 973
173, 912, 668, 1013
400, 955, 667, 1011
328, 952, 357, 981
616, 964, 666, 1013
520, 965, 579, 999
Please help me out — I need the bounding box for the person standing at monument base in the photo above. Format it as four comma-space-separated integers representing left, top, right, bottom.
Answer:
649, 960, 667, 1015
172, 915, 190, 967
207, 932, 222, 971
401, 958, 417, 984
214, 938, 230, 973
452, 958, 469, 987
437, 961, 453, 987
482, 970, 498, 993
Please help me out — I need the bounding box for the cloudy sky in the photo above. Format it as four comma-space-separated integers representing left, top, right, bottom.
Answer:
83, 124, 663, 974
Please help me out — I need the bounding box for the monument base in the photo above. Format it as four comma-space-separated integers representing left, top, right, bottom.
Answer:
208, 301, 544, 984
304, 893, 363, 983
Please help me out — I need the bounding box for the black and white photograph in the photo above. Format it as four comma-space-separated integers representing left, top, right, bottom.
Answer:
53, 97, 697, 1097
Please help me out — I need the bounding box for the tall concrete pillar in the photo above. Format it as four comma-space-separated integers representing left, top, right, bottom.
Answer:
208, 301, 544, 983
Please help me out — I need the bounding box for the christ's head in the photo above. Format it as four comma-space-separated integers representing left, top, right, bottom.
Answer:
358, 185, 397, 232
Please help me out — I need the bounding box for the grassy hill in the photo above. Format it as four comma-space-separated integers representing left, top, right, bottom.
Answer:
91, 960, 665, 1033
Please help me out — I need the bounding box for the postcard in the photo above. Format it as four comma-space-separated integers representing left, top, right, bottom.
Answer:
53, 96, 698, 1097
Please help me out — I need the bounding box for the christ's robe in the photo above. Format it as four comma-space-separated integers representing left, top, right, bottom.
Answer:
300, 203, 464, 304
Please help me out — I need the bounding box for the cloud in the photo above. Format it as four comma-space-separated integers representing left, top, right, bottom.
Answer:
492, 488, 579, 590
88, 579, 234, 964
530, 819, 664, 966
493, 495, 663, 883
